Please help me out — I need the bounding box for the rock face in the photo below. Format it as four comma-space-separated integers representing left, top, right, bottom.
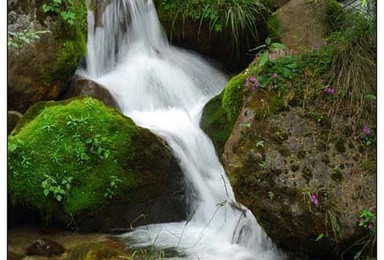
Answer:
222, 88, 376, 256
8, 97, 186, 232
8, 111, 23, 135
26, 238, 65, 257
61, 78, 120, 110
269, 0, 337, 49
7, 0, 86, 113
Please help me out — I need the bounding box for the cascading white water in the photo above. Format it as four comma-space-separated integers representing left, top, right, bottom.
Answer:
80, 0, 285, 259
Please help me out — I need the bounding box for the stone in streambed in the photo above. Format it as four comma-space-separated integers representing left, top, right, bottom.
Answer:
26, 238, 65, 257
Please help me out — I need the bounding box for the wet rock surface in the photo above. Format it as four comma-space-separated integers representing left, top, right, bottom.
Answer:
61, 78, 120, 110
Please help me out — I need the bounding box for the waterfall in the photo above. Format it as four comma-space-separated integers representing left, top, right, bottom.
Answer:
81, 0, 284, 259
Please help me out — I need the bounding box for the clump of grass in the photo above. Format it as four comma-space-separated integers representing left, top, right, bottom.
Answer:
161, 0, 270, 53
322, 12, 376, 132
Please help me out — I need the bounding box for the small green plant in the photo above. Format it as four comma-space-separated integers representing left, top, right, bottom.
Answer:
7, 30, 50, 49
359, 207, 376, 234
343, 207, 377, 260
251, 38, 288, 67
42, 174, 73, 202
267, 191, 275, 200
258, 157, 272, 170
104, 175, 124, 199
43, 0, 77, 25
86, 134, 112, 159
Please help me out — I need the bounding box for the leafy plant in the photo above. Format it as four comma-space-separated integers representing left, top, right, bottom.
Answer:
42, 174, 73, 202
86, 134, 112, 159
43, 0, 77, 25
104, 175, 124, 199
7, 30, 50, 49
359, 207, 376, 234
250, 38, 288, 66
258, 157, 272, 170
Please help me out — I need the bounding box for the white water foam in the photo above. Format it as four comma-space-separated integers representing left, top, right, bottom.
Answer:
80, 0, 285, 259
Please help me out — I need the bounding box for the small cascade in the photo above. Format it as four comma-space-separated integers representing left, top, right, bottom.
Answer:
81, 0, 284, 259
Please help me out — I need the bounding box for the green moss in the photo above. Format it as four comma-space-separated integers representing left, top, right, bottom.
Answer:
201, 92, 233, 156
45, 1, 87, 85
8, 97, 146, 219
222, 73, 246, 123
47, 39, 86, 83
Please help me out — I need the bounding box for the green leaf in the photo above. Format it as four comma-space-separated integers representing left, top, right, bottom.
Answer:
271, 42, 288, 50
260, 51, 269, 66
315, 233, 324, 242
365, 94, 376, 101
43, 189, 50, 197
56, 195, 62, 202
42, 4, 51, 13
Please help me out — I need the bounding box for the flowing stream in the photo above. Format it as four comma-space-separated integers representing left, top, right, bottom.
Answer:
80, 0, 284, 259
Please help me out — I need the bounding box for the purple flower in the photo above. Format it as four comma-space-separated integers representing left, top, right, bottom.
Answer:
273, 73, 278, 78
368, 224, 372, 230
251, 81, 259, 90
250, 76, 256, 82
348, 91, 353, 97
369, 206, 376, 212
310, 194, 319, 206
324, 87, 335, 94
244, 80, 250, 87
363, 125, 371, 135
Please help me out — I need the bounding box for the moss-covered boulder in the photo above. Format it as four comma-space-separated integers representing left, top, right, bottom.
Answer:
221, 86, 375, 256
7, 0, 87, 112
8, 97, 186, 231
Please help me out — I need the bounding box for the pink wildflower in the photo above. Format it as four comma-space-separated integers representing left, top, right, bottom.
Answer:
310, 194, 319, 206
363, 125, 371, 135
